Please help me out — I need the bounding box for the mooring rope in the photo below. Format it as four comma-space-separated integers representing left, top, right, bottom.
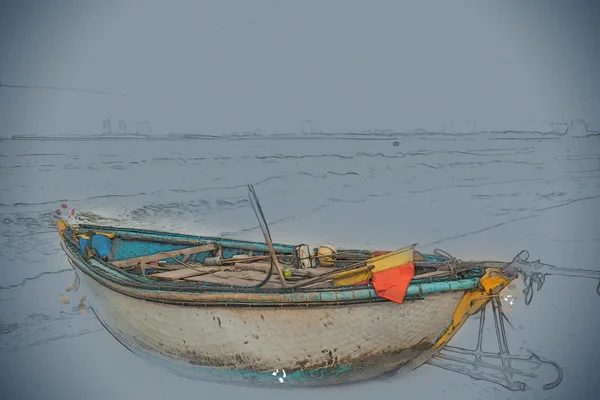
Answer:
434, 248, 462, 275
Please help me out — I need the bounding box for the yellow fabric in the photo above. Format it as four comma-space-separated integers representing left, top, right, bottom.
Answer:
332, 268, 372, 287
433, 269, 513, 349
369, 246, 414, 273
332, 245, 415, 287
56, 220, 69, 235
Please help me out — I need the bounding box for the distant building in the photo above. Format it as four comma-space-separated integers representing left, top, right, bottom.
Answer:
118, 120, 127, 134
103, 119, 112, 135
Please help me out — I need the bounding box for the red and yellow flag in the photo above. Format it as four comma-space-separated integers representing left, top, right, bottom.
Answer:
331, 245, 416, 303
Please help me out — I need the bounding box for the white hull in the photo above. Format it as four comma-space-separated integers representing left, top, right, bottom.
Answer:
80, 271, 463, 386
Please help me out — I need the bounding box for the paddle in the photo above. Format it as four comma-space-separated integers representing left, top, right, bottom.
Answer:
247, 184, 288, 288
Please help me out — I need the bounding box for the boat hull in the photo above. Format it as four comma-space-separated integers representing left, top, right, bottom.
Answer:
78, 268, 463, 386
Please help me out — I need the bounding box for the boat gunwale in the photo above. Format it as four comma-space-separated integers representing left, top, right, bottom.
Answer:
76, 223, 299, 253
59, 223, 486, 307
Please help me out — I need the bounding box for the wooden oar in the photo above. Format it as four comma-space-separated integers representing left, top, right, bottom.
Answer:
247, 184, 288, 288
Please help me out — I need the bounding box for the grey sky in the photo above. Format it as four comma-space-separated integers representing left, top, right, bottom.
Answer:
0, 0, 598, 136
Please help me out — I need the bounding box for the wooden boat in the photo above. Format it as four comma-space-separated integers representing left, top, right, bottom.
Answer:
57, 185, 599, 389
55, 215, 520, 387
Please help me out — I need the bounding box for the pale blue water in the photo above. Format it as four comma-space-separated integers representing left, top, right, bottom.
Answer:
1, 132, 599, 399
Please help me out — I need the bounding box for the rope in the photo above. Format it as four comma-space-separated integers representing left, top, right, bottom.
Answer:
434, 248, 462, 275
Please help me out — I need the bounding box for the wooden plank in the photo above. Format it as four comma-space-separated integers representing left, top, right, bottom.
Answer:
113, 243, 217, 268
152, 265, 268, 280
185, 275, 256, 286
229, 263, 329, 277
151, 263, 336, 284
150, 268, 208, 280
186, 270, 266, 281
233, 262, 270, 272
308, 267, 336, 276
185, 270, 267, 286
214, 270, 266, 280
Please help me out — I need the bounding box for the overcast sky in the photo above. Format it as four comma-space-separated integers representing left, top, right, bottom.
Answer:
0, 0, 598, 136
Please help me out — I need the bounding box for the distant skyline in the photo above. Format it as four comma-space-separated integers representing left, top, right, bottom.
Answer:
1, 0, 598, 137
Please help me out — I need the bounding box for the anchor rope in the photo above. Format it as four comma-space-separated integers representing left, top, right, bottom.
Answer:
434, 248, 462, 275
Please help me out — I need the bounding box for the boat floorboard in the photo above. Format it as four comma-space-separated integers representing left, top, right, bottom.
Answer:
184, 270, 273, 287
151, 268, 207, 280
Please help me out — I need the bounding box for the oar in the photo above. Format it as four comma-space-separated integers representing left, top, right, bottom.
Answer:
247, 184, 288, 288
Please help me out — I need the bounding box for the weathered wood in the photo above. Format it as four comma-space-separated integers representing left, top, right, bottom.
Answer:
151, 264, 274, 280
154, 264, 456, 285
224, 262, 329, 278
113, 244, 217, 268
289, 269, 313, 278
151, 268, 209, 280
233, 262, 270, 272
185, 270, 268, 286
221, 255, 270, 264
214, 270, 265, 281
187, 275, 254, 286
283, 275, 303, 281
231, 262, 331, 278
291, 268, 326, 278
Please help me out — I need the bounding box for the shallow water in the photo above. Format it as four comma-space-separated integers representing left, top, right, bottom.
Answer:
1, 132, 599, 399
